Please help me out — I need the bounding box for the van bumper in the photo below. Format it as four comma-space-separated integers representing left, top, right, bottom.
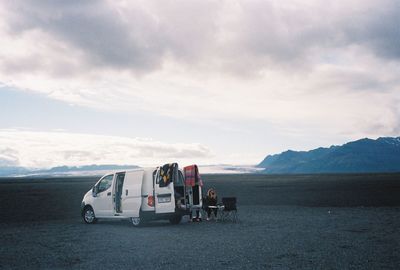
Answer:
140, 208, 190, 221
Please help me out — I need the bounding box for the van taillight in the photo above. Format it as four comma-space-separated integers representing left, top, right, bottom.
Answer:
148, 195, 154, 207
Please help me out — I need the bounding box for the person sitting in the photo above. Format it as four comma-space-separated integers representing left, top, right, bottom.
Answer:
205, 188, 218, 221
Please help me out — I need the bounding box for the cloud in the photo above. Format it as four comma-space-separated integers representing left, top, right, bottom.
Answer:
1, 0, 222, 74
3, 0, 399, 74
0, 147, 20, 166
0, 0, 399, 142
0, 129, 213, 168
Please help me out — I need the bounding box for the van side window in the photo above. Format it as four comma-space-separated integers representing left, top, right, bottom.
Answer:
97, 174, 113, 193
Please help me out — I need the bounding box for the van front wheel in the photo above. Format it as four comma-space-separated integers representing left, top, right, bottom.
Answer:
83, 206, 97, 224
169, 215, 182, 225
131, 217, 142, 227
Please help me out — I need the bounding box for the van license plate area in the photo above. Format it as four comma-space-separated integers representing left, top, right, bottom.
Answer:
157, 194, 171, 203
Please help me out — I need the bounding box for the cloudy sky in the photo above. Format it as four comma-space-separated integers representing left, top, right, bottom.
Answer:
0, 0, 399, 168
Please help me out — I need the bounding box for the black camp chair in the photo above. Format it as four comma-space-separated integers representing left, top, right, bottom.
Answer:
219, 197, 238, 222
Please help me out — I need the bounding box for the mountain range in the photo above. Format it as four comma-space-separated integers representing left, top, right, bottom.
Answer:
257, 137, 400, 174
1, 137, 399, 176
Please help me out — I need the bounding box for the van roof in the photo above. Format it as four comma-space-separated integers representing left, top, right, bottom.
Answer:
103, 167, 157, 175
101, 166, 183, 176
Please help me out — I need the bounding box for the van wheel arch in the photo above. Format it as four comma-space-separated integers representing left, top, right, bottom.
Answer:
130, 210, 148, 227
131, 217, 142, 227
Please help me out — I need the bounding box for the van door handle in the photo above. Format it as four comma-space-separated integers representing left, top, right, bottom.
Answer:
107, 192, 111, 196
126, 190, 128, 196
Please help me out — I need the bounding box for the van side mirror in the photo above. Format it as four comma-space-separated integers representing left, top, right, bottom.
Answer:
92, 186, 97, 197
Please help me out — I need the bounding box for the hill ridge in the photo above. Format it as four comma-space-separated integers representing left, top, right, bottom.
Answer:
258, 137, 400, 174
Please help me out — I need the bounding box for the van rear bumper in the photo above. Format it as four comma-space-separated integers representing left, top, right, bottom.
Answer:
140, 209, 189, 221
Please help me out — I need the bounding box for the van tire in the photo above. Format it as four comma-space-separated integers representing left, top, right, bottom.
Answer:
83, 206, 97, 224
131, 217, 142, 227
169, 215, 182, 225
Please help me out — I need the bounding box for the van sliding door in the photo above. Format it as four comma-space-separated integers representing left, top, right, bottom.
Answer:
120, 170, 143, 217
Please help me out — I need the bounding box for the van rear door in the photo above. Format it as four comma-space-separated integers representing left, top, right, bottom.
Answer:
154, 167, 176, 214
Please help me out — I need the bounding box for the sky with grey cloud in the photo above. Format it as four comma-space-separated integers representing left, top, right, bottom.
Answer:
0, 0, 399, 168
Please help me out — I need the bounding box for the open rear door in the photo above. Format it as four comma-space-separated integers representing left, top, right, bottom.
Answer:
184, 165, 203, 209
154, 164, 176, 214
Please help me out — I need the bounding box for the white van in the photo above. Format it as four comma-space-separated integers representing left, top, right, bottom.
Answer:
81, 164, 203, 226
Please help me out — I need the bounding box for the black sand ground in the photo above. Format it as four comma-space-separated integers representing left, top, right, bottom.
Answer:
0, 174, 399, 269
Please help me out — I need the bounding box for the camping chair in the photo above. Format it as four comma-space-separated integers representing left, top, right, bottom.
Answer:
219, 197, 238, 222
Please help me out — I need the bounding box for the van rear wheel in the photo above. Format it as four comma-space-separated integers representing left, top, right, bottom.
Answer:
169, 215, 182, 225
83, 206, 97, 224
131, 217, 142, 227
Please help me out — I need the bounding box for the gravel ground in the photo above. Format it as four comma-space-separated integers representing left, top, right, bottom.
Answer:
0, 174, 399, 269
